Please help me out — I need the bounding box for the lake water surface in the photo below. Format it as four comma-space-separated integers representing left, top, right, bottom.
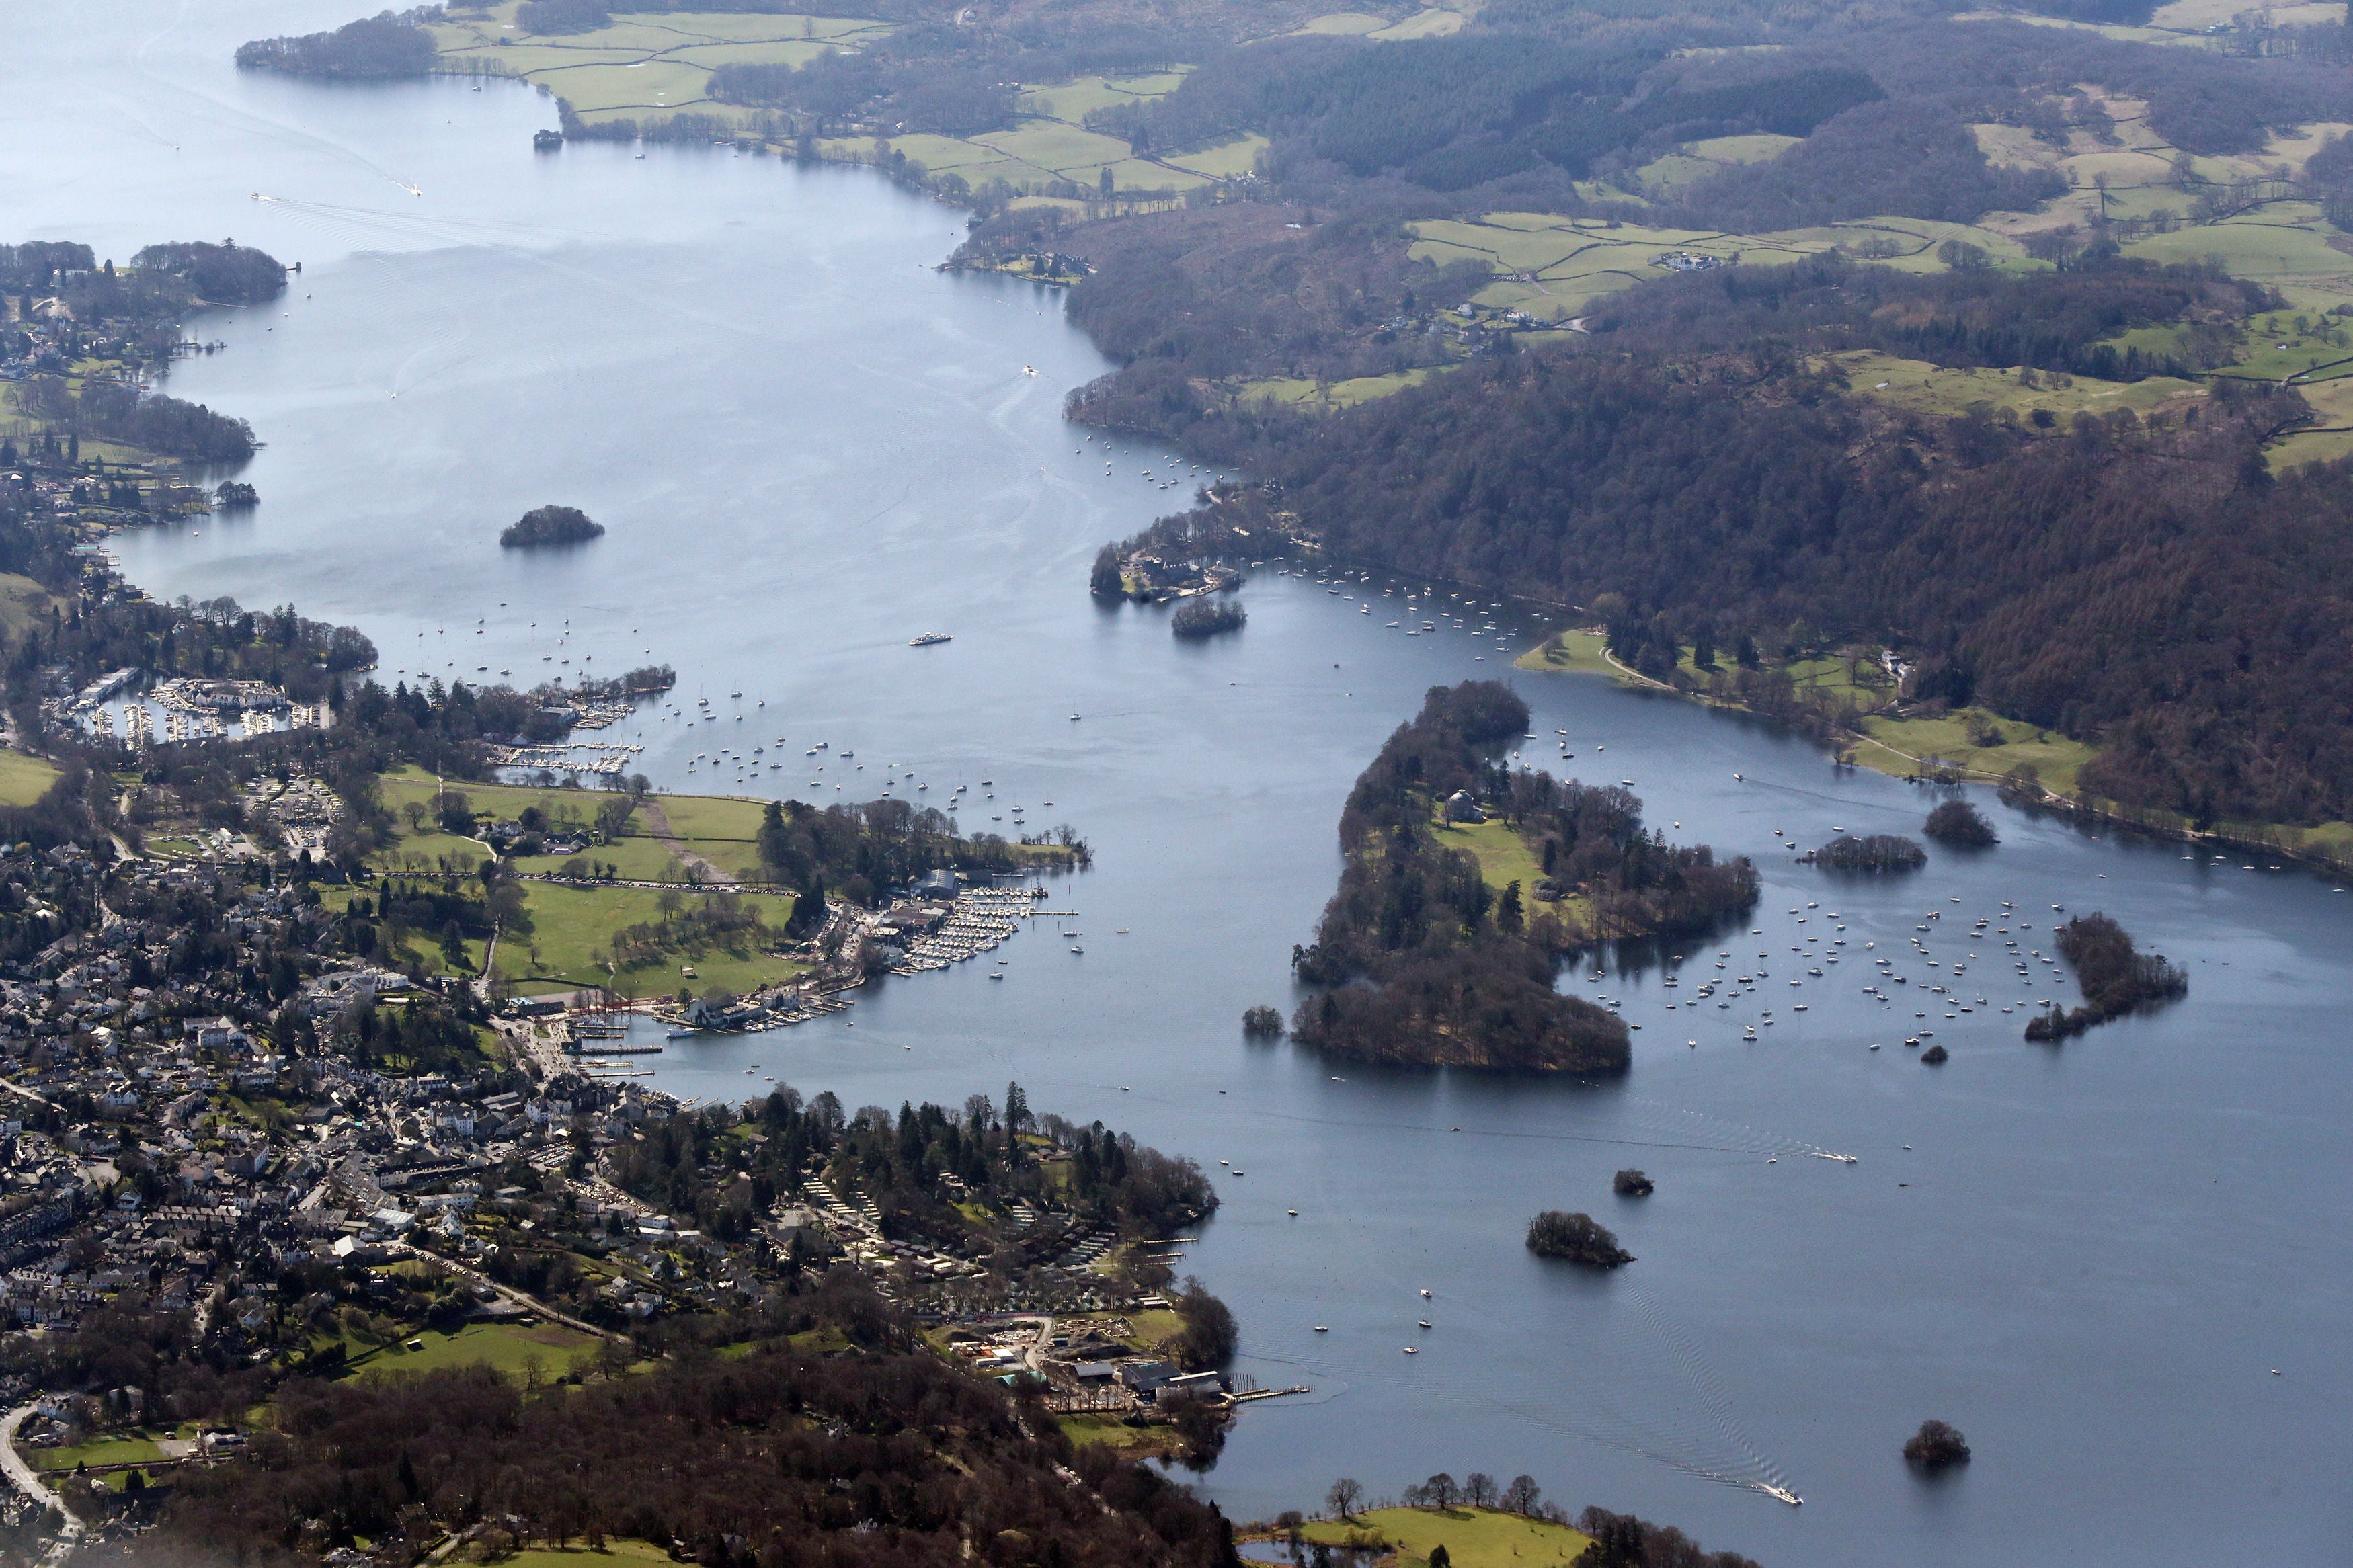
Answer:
9, 7, 2352, 1563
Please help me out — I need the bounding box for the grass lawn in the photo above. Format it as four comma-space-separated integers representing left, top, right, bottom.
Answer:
1301, 1507, 1595, 1568
1856, 708, 2099, 794
1515, 628, 1622, 679
500, 880, 804, 997
647, 791, 769, 842
431, 1, 889, 125
1826, 350, 2200, 423
1166, 132, 1268, 178
1235, 365, 1449, 411
0, 749, 61, 807
1291, 11, 1390, 32
378, 764, 619, 833
345, 1321, 603, 1380
492, 1541, 674, 1568
1017, 71, 1188, 122
1685, 132, 1800, 163
1055, 1415, 1170, 1451
0, 573, 53, 640
1431, 811, 1544, 895
1368, 8, 1468, 38
514, 835, 695, 882
28, 1432, 167, 1472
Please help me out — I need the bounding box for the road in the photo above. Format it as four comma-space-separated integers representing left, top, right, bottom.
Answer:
0, 1403, 81, 1563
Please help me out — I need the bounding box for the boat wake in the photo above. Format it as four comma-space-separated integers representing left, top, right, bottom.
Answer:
1478, 1279, 1801, 1506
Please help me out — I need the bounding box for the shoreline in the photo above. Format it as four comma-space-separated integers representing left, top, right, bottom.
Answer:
1515, 629, 2353, 882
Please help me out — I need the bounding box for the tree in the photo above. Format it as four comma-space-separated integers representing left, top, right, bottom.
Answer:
1324, 1478, 1363, 1520
1464, 1473, 1497, 1508
1903, 1419, 1972, 1469
1099, 166, 1115, 198
1923, 798, 1997, 848
1428, 1549, 1451, 1568
1423, 1473, 1458, 1510
1090, 544, 1124, 598
1525, 1210, 1633, 1267
1241, 1004, 1285, 1037
437, 790, 473, 837
1497, 880, 1523, 934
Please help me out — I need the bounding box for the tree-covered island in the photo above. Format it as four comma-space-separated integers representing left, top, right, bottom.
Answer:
500, 504, 605, 548
1287, 682, 1756, 1073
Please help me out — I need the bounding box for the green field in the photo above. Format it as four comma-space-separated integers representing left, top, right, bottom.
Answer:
495, 1545, 674, 1568
1017, 71, 1188, 123
1413, 212, 2041, 323
1291, 11, 1390, 33
1515, 628, 1622, 679
28, 1432, 168, 1472
1858, 708, 2100, 794
0, 573, 52, 640
1166, 132, 1269, 178
1300, 1508, 1596, 1568
498, 880, 804, 998
1827, 350, 2202, 423
432, 1, 890, 125
2272, 372, 2353, 469
1431, 811, 1544, 895
1235, 364, 1449, 410
344, 1320, 604, 1379
0, 749, 61, 807
1367, 8, 1468, 38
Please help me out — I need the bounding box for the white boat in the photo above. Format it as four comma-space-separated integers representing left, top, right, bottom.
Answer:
909, 632, 952, 647
1759, 1485, 1802, 1508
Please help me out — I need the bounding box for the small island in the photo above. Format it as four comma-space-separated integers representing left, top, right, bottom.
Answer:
1526, 1210, 1633, 1268
1612, 1169, 1654, 1197
1171, 597, 1246, 638
213, 480, 258, 510
1241, 1005, 1285, 1038
1924, 798, 1999, 848
1921, 1043, 1949, 1065
2024, 913, 2188, 1041
1807, 833, 1928, 872
1903, 1419, 1972, 1471
500, 504, 605, 549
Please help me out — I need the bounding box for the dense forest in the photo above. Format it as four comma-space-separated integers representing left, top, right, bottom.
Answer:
1121, 255, 2353, 831
234, 10, 438, 78
2024, 912, 2188, 1040
17, 376, 256, 464
610, 1083, 1214, 1254
124, 1339, 1246, 1568
1288, 682, 1750, 1072
127, 241, 288, 306
752, 796, 1078, 913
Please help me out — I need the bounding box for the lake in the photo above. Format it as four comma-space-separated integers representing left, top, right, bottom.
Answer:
9, 5, 2352, 1563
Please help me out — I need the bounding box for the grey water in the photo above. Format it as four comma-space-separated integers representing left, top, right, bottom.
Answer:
9, 5, 2352, 1563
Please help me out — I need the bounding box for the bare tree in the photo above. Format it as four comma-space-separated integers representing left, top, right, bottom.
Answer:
1501, 1475, 1542, 1515
1423, 1473, 1458, 1510
1324, 1478, 1363, 1520
1464, 1472, 1497, 1509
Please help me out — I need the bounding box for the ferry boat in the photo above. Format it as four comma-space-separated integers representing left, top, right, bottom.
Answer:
909, 632, 952, 647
